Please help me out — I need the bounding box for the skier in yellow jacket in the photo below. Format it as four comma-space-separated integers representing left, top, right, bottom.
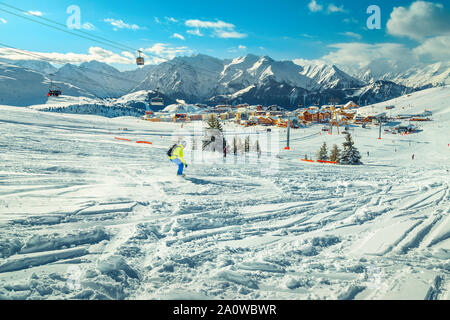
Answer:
168, 141, 188, 176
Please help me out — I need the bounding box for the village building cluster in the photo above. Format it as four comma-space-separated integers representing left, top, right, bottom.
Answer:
141, 100, 432, 134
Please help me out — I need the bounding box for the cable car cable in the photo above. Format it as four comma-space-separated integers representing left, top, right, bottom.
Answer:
0, 45, 139, 100
0, 7, 137, 54
0, 2, 168, 65
0, 43, 146, 86
0, 2, 138, 53
0, 3, 252, 78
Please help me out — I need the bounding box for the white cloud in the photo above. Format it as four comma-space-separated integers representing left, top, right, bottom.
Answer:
172, 33, 185, 40
229, 45, 247, 53
308, 1, 346, 14
104, 18, 143, 31
339, 32, 362, 40
343, 17, 358, 24
327, 4, 347, 14
155, 16, 178, 24
146, 56, 168, 65
166, 17, 178, 23
144, 43, 192, 60
293, 58, 325, 66
387, 1, 450, 40
0, 46, 135, 65
321, 42, 418, 69
0, 44, 192, 66
314, 38, 450, 69
301, 33, 315, 39
308, 0, 323, 12
215, 30, 247, 39
144, 43, 168, 56
27, 11, 43, 16
185, 19, 246, 39
187, 29, 203, 36
82, 22, 96, 31
121, 51, 135, 59
414, 35, 450, 62
185, 19, 234, 29
0, 18, 6, 24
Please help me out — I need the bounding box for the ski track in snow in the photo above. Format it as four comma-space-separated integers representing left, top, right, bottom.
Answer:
0, 90, 449, 300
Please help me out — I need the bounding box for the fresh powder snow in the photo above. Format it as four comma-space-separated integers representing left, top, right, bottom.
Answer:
0, 86, 449, 300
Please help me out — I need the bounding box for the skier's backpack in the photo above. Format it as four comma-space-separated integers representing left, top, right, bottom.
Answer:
167, 144, 177, 157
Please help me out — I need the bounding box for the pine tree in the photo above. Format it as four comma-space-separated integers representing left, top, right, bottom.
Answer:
223, 137, 227, 158
317, 142, 329, 161
237, 136, 244, 154
205, 114, 227, 156
206, 114, 222, 132
329, 144, 340, 163
339, 133, 362, 165
245, 136, 250, 153
256, 139, 261, 158
191, 136, 197, 151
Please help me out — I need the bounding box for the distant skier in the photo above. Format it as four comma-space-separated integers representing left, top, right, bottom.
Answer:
168, 141, 188, 176
412, 154, 415, 160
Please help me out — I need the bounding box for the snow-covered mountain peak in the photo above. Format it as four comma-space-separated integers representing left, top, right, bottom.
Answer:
57, 63, 79, 73
79, 60, 121, 74
4, 53, 448, 110
299, 63, 364, 90
0, 59, 57, 75
226, 54, 260, 69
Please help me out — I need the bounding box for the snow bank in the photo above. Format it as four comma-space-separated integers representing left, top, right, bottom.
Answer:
0, 239, 22, 259
213, 269, 259, 289
21, 227, 109, 254
0, 248, 89, 273
97, 255, 139, 279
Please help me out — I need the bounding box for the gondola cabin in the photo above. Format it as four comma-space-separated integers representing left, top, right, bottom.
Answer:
136, 57, 145, 66
136, 50, 145, 66
150, 97, 164, 106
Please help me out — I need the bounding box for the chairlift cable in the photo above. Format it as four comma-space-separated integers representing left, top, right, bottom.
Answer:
0, 2, 138, 53
0, 8, 138, 54
0, 44, 142, 100
0, 3, 267, 78
0, 42, 145, 86
0, 3, 166, 64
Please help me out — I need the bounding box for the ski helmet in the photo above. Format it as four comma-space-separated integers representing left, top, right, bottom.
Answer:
181, 140, 187, 148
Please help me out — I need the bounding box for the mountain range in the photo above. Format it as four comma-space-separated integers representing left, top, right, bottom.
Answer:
1, 54, 449, 111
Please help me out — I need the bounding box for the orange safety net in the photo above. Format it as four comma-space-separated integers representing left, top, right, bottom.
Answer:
115, 137, 132, 142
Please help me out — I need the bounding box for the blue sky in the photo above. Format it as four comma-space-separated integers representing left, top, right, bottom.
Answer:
0, 0, 449, 70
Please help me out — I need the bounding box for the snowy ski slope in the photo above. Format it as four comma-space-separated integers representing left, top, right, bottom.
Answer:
0, 86, 449, 300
